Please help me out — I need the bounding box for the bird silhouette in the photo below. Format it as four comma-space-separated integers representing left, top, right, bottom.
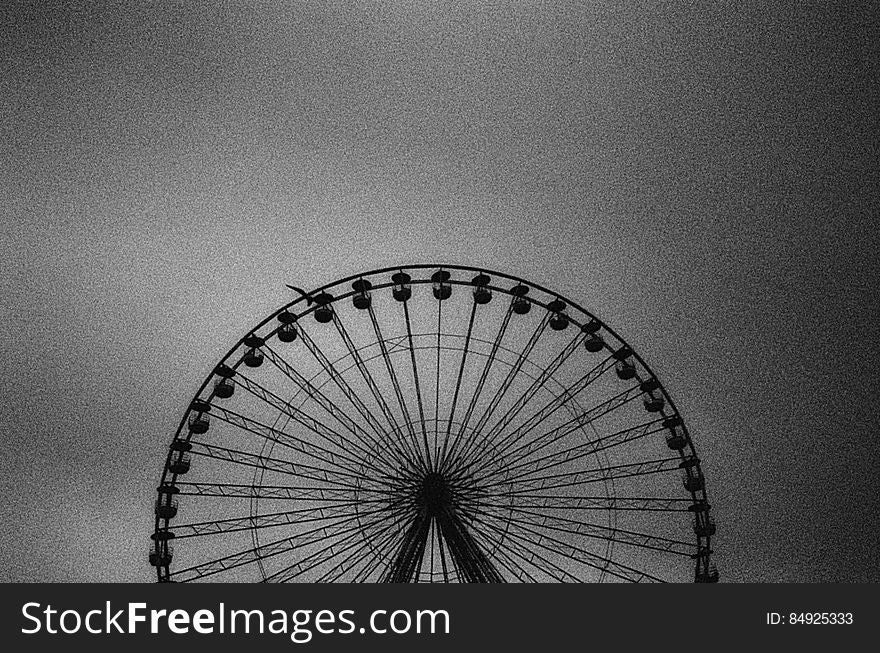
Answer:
285, 284, 314, 304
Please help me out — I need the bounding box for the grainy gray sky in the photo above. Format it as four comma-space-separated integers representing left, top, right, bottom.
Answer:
1, 1, 877, 582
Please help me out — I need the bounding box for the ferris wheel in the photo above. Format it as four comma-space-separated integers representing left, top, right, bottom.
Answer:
150, 264, 718, 583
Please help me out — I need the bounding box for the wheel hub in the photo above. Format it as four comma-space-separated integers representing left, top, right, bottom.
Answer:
419, 472, 451, 514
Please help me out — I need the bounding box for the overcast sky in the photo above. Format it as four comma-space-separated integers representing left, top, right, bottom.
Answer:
1, 2, 877, 582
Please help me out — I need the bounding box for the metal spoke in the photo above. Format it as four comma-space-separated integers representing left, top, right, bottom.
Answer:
439, 304, 514, 471
316, 514, 411, 583
401, 298, 432, 469
447, 312, 550, 470
433, 295, 442, 469
479, 329, 586, 447
470, 417, 669, 488
331, 313, 426, 470
464, 506, 664, 583
204, 402, 396, 481
462, 503, 694, 557
468, 457, 683, 495
366, 304, 425, 470
168, 510, 392, 582
470, 495, 693, 512
173, 482, 390, 501
438, 301, 477, 467
458, 508, 581, 582
172, 503, 389, 539
269, 504, 414, 583
186, 440, 405, 493
261, 344, 414, 474
296, 325, 421, 470
446, 354, 617, 478
452, 379, 644, 480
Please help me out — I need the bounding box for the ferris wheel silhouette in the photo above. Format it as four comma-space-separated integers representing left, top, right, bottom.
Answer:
150, 264, 718, 583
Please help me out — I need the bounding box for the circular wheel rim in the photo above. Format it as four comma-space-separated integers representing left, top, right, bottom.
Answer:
151, 264, 718, 583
